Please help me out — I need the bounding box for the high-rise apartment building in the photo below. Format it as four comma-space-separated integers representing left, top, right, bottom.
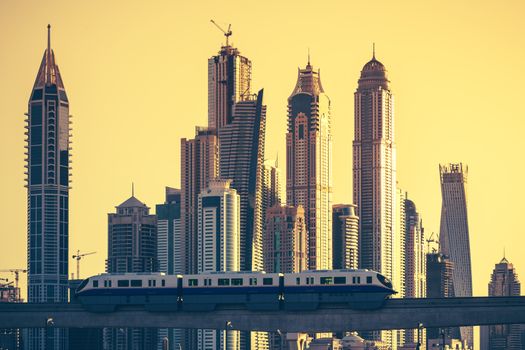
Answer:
286, 60, 332, 270
264, 205, 307, 273
439, 163, 473, 346
262, 159, 284, 210
219, 90, 266, 272
332, 205, 359, 270
197, 179, 240, 350
480, 257, 522, 350
181, 127, 219, 274
353, 51, 396, 348
208, 44, 252, 130
156, 187, 183, 350
26, 25, 70, 350
105, 194, 158, 350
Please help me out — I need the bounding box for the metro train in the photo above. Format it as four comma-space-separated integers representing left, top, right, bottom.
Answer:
75, 269, 395, 312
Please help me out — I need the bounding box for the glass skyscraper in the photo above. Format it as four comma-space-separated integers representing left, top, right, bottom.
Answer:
26, 25, 70, 350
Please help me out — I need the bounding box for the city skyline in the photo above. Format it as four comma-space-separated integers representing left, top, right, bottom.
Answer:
1, 1, 524, 332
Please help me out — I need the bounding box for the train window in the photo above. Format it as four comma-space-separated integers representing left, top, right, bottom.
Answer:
104, 280, 108, 287
320, 277, 333, 285
296, 277, 300, 285
334, 277, 346, 284
152, 280, 156, 287
231, 278, 243, 286
249, 278, 258, 286
131, 280, 142, 287
161, 280, 166, 287
306, 277, 314, 285
118, 280, 129, 287
93, 280, 99, 288
109, 280, 112, 287
263, 278, 273, 286
218, 278, 230, 286
188, 279, 198, 286
366, 276, 373, 284
204, 279, 212, 286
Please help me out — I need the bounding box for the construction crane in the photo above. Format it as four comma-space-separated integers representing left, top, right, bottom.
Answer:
0, 269, 27, 290
72, 250, 96, 279
426, 232, 440, 253
210, 19, 232, 46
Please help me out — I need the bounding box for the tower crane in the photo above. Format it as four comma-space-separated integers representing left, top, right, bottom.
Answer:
72, 250, 96, 279
210, 20, 232, 46
0, 269, 27, 290
426, 232, 440, 254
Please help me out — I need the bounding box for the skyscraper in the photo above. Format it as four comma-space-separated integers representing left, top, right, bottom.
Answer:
480, 257, 522, 350
219, 90, 266, 272
264, 205, 307, 273
353, 50, 396, 347
105, 194, 158, 350
181, 127, 219, 274
208, 43, 252, 131
439, 163, 473, 346
262, 159, 284, 214
156, 187, 183, 350
332, 204, 359, 270
286, 59, 332, 270
26, 25, 70, 350
197, 179, 240, 350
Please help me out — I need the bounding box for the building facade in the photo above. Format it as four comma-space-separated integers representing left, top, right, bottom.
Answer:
208, 44, 252, 130
286, 60, 332, 270
480, 257, 522, 350
332, 204, 359, 270
105, 194, 158, 350
181, 127, 219, 274
197, 179, 240, 350
439, 163, 473, 346
264, 205, 307, 273
353, 52, 396, 347
219, 90, 266, 272
26, 25, 70, 350
156, 187, 183, 350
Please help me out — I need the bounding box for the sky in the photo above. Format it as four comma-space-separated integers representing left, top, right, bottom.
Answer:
0, 0, 524, 340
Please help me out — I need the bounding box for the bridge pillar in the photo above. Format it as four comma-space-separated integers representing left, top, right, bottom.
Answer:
286, 332, 310, 350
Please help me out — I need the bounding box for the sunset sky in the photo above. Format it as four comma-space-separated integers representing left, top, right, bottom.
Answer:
1, 0, 524, 331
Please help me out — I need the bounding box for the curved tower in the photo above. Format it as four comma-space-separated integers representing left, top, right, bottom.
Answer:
286, 59, 332, 270
26, 25, 71, 349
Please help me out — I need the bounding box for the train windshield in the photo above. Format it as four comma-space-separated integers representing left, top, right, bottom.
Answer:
76, 278, 90, 293
376, 274, 393, 289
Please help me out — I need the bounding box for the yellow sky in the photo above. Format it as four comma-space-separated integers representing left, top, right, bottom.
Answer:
1, 0, 524, 315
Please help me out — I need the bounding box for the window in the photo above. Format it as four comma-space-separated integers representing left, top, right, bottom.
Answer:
104, 280, 108, 287
204, 279, 212, 286
296, 277, 301, 285
218, 278, 230, 286
334, 277, 346, 285
320, 277, 333, 285
130, 280, 142, 287
366, 276, 373, 284
263, 278, 273, 286
118, 280, 129, 287
161, 279, 166, 287
92, 280, 99, 288
249, 278, 258, 286
231, 278, 243, 286
305, 277, 314, 285
108, 280, 112, 287
188, 279, 198, 286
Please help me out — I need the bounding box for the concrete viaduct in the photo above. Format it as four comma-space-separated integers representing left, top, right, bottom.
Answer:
0, 297, 523, 332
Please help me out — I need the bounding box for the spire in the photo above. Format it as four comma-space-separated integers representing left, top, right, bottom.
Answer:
32, 24, 65, 90
372, 42, 376, 59
47, 24, 51, 52
308, 48, 311, 66
132, 182, 135, 197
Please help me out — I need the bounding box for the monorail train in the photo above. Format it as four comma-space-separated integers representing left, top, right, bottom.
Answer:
75, 269, 395, 312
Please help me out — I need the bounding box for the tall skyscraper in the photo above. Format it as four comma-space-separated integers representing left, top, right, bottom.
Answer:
286, 59, 332, 270
208, 43, 252, 130
26, 25, 70, 350
480, 257, 522, 350
353, 50, 396, 348
403, 197, 426, 347
105, 194, 158, 350
262, 159, 284, 210
181, 127, 219, 274
264, 205, 307, 273
439, 163, 473, 346
332, 204, 359, 270
197, 179, 240, 350
156, 187, 183, 350
219, 90, 266, 272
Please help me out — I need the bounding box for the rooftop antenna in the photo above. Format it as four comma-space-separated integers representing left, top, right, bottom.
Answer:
308, 48, 311, 66
132, 182, 135, 197
372, 42, 376, 59
210, 20, 232, 47
47, 24, 51, 52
